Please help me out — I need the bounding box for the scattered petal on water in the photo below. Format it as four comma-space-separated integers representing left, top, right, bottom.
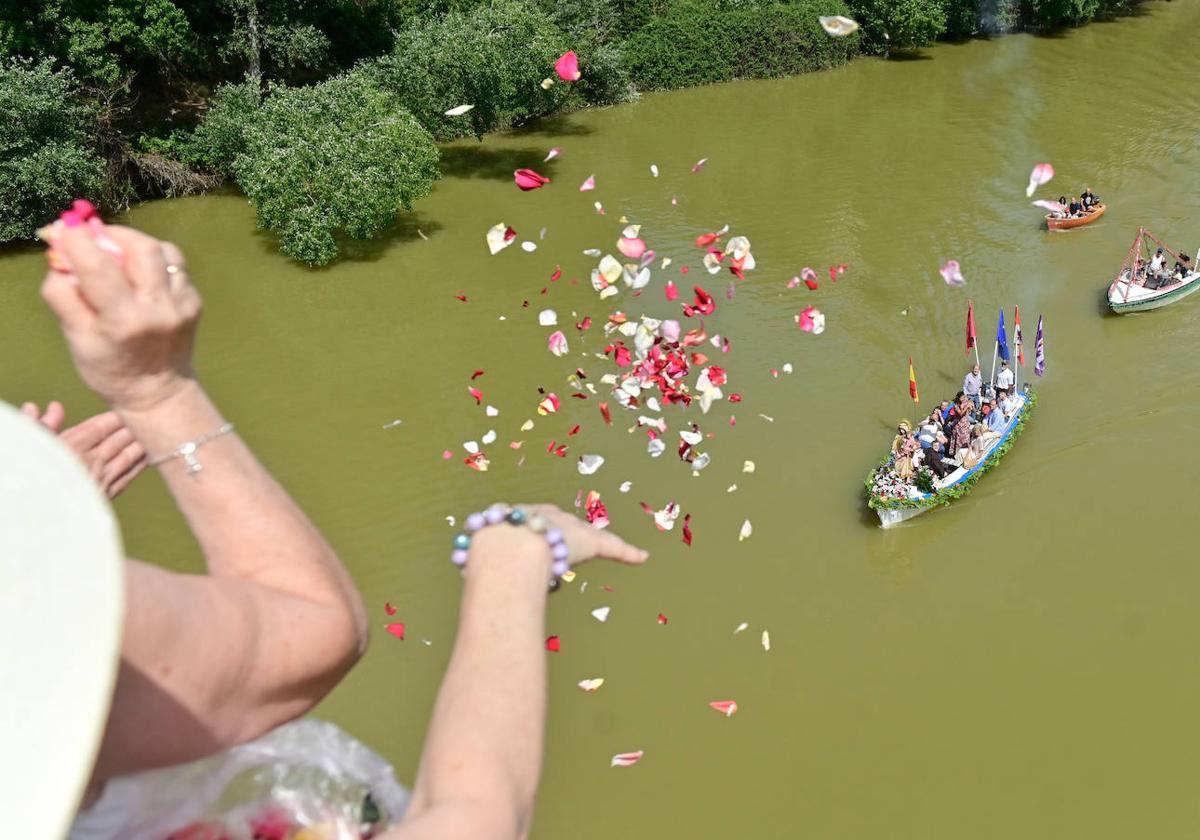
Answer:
384, 602, 397, 616
797, 306, 825, 334
761, 630, 771, 651
709, 700, 738, 717
691, 158, 709, 172
545, 635, 561, 652
939, 259, 966, 287
539, 309, 558, 326
738, 519, 753, 541
657, 612, 668, 624
591, 606, 611, 622
486, 222, 517, 255
650, 164, 659, 177
548, 330, 569, 356
743, 460, 755, 473
1026, 162, 1055, 197
819, 14, 860, 35
544, 147, 562, 162
486, 405, 499, 416
521, 241, 537, 252
734, 622, 749, 634
611, 751, 644, 767
579, 678, 605, 692
514, 168, 551, 190
384, 622, 405, 640
481, 430, 497, 445
580, 174, 596, 192
578, 453, 605, 475
444, 104, 474, 116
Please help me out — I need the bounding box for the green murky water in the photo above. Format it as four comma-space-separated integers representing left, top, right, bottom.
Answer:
7, 4, 1200, 836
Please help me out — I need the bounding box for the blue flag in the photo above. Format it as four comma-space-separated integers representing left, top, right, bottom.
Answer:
996, 308, 1010, 361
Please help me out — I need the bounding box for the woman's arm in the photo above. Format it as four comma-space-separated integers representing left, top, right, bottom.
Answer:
380, 508, 647, 840
40, 224, 368, 780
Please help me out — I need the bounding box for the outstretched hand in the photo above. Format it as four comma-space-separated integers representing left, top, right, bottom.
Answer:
20, 400, 147, 499
518, 503, 649, 567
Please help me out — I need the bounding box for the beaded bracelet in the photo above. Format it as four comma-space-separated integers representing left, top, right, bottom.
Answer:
452, 504, 570, 590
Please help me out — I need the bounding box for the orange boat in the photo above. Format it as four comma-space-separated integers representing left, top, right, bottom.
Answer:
1046, 203, 1106, 230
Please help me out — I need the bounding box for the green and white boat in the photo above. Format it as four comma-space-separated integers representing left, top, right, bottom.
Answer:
1108, 228, 1200, 314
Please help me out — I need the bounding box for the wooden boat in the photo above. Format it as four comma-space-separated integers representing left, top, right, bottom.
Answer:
866, 387, 1036, 529
1046, 202, 1106, 230
1108, 227, 1200, 314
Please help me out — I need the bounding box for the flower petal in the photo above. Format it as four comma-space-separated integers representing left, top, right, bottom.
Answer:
555, 50, 582, 81
580, 174, 596, 192
819, 15, 860, 36
611, 750, 644, 767
384, 622, 406, 640
444, 104, 474, 116
709, 700, 738, 717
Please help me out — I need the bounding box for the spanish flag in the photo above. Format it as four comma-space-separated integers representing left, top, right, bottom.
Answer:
908, 356, 919, 405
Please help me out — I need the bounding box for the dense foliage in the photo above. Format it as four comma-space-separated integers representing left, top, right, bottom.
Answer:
0, 0, 1142, 262
232, 75, 440, 266
0, 60, 104, 243
625, 0, 858, 90
365, 0, 573, 142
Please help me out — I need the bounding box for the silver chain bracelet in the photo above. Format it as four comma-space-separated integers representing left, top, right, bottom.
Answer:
148, 422, 235, 475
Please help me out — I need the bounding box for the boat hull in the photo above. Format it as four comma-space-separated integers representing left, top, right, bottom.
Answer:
1046, 203, 1105, 230
1109, 271, 1200, 313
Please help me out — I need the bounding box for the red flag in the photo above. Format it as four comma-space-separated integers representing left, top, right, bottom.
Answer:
966, 301, 977, 355
1014, 305, 1025, 366
908, 357, 919, 405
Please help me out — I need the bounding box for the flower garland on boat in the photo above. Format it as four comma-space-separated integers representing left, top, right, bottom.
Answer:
864, 390, 1038, 511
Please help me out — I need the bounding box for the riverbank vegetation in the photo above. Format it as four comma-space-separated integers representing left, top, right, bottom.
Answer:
1, 0, 1142, 264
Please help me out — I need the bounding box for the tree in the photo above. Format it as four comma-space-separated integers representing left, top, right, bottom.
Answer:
232, 74, 440, 265
0, 59, 104, 243
844, 0, 947, 52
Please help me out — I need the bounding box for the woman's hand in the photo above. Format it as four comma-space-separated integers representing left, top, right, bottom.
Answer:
518, 503, 649, 567
20, 400, 147, 499
40, 225, 202, 413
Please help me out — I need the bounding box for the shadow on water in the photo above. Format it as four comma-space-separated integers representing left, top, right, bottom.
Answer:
508, 112, 595, 138
438, 146, 561, 181
885, 50, 935, 61
252, 211, 445, 270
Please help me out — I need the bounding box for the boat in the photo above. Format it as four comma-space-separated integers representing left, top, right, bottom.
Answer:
1108, 227, 1200, 314
866, 386, 1037, 528
1046, 202, 1106, 230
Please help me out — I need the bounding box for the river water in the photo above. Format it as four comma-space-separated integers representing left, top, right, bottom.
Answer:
7, 3, 1200, 836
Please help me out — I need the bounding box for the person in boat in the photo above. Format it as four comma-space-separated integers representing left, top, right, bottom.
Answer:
1150, 247, 1165, 275
985, 397, 1006, 433
923, 432, 952, 481
960, 423, 1002, 469
950, 408, 972, 458
1174, 253, 1191, 281
1081, 186, 1098, 210
891, 421, 918, 481
995, 359, 1015, 396
1054, 196, 1069, 218
998, 389, 1016, 420
963, 363, 983, 411
1067, 196, 1084, 217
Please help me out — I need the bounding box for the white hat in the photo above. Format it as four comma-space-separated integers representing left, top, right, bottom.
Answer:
0, 401, 124, 839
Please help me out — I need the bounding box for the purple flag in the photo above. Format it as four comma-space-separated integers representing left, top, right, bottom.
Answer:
1034, 315, 1045, 377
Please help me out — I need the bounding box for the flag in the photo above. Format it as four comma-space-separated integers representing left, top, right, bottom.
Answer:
1013, 305, 1024, 366
907, 356, 919, 405
1035, 315, 1045, 376
966, 301, 977, 356
996, 308, 1010, 362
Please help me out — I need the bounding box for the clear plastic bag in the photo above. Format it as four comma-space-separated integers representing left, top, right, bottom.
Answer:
69, 719, 409, 840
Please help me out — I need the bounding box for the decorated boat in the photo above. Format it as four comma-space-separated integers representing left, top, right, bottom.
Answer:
1108, 227, 1200, 314
1046, 203, 1106, 230
866, 387, 1037, 528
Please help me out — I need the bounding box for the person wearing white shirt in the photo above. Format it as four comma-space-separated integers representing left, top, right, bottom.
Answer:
995, 360, 1015, 395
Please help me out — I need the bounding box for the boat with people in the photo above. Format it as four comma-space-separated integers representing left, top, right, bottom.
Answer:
1046, 202, 1105, 230
1108, 227, 1200, 314
866, 303, 1044, 528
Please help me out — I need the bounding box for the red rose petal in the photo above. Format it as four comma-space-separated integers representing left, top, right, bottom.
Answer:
384, 622, 405, 640
545, 635, 561, 652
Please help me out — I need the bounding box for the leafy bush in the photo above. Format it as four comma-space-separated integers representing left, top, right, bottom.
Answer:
940, 0, 979, 37
0, 0, 193, 85
186, 80, 263, 175
624, 0, 858, 90
0, 59, 104, 243
232, 74, 440, 265
844, 0, 947, 52
1023, 0, 1102, 26
364, 0, 573, 141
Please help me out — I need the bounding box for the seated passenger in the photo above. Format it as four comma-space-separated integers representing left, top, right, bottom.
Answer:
1068, 196, 1083, 217
892, 421, 918, 481
1173, 253, 1191, 280
1150, 247, 1165, 275
924, 434, 951, 480
1081, 186, 1098, 209
985, 398, 1006, 432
